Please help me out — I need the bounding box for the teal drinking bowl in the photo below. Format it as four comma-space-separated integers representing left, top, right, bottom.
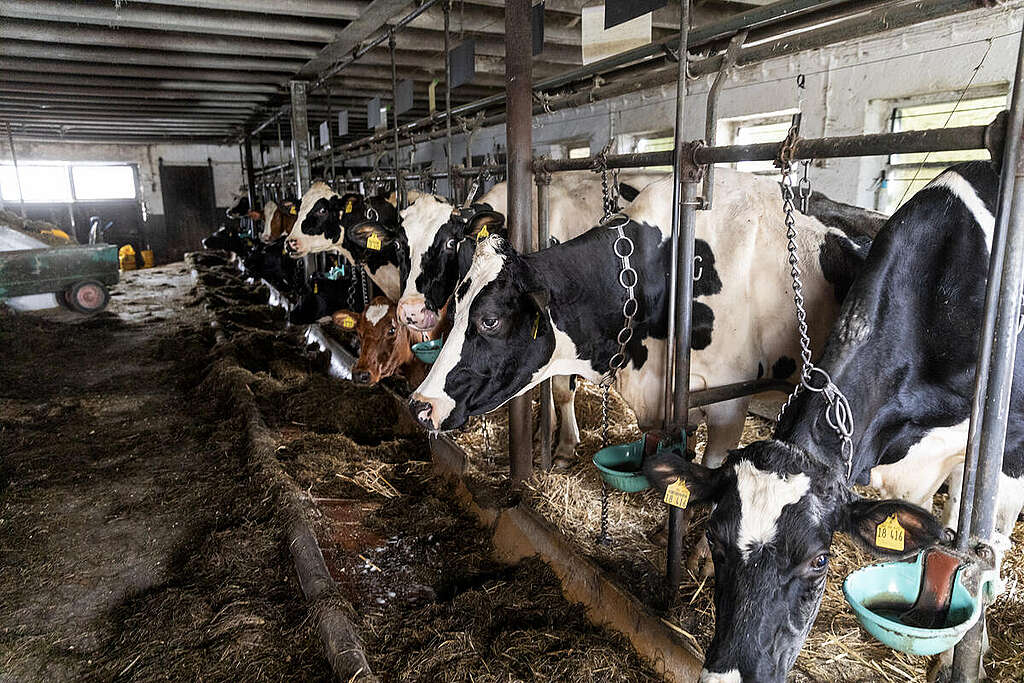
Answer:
411, 338, 443, 364
843, 552, 981, 656
592, 439, 650, 492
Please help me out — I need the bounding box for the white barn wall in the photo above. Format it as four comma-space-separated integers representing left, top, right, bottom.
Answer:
347, 4, 1021, 210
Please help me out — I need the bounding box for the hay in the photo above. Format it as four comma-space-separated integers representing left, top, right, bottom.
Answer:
338, 464, 402, 499
452, 378, 1024, 682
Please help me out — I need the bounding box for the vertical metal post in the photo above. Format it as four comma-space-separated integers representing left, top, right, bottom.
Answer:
665, 0, 695, 595
951, 24, 1024, 681
244, 134, 257, 211
5, 122, 26, 218
290, 81, 313, 283
258, 139, 267, 203
327, 86, 336, 183
537, 169, 553, 471
276, 118, 287, 197
506, 0, 534, 486
290, 81, 312, 195
389, 32, 404, 209
444, 0, 455, 202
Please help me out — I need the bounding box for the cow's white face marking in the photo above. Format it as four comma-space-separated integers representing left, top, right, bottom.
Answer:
413, 237, 507, 426
365, 303, 388, 326
288, 182, 338, 255
399, 194, 456, 301
260, 201, 278, 242
927, 170, 995, 253
734, 459, 811, 561
700, 670, 741, 683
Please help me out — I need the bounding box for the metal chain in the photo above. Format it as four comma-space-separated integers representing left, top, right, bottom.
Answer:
775, 121, 855, 479
595, 141, 620, 221
359, 265, 369, 308
602, 214, 639, 387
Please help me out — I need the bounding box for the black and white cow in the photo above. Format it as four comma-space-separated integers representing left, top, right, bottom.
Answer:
285, 183, 406, 299
642, 161, 1024, 682
397, 172, 664, 465
289, 271, 363, 325
243, 236, 304, 293
409, 169, 868, 476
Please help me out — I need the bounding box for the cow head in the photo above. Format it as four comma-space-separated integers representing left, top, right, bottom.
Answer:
643, 440, 944, 683
409, 236, 555, 431
290, 274, 353, 325
226, 191, 250, 219
398, 196, 507, 333
286, 183, 355, 256
258, 201, 278, 242
333, 297, 416, 385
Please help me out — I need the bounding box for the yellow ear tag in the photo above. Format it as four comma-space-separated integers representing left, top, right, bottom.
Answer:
875, 513, 906, 551
345, 199, 354, 214
341, 316, 356, 329
289, 205, 297, 215
313, 283, 319, 294
477, 225, 489, 241
664, 479, 690, 509
367, 233, 382, 251
531, 313, 539, 339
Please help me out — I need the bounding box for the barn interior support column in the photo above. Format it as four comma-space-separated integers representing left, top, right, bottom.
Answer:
664, 0, 695, 594
5, 122, 26, 218
289, 81, 312, 195
243, 134, 257, 211
443, 0, 455, 202
536, 170, 553, 471
505, 0, 534, 486
290, 80, 313, 283
951, 23, 1024, 682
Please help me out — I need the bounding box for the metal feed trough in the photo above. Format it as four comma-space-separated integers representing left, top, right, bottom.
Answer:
0, 244, 119, 314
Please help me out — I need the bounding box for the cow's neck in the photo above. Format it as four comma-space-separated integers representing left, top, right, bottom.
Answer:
332, 243, 402, 300
777, 187, 990, 483
524, 220, 670, 426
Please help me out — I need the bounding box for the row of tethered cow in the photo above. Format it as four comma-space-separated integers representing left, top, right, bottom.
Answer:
207, 158, 1021, 682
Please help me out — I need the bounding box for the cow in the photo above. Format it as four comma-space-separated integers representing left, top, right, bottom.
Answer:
408, 169, 868, 479
202, 225, 253, 256
226, 191, 250, 219
332, 296, 447, 388
243, 236, 304, 293
641, 161, 1024, 682
396, 172, 665, 466
289, 271, 362, 325
255, 198, 299, 243
285, 184, 406, 299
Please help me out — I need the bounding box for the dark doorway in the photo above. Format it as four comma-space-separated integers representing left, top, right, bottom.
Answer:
159, 163, 216, 262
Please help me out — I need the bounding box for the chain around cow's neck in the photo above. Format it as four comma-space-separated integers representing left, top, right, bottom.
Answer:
775, 120, 855, 481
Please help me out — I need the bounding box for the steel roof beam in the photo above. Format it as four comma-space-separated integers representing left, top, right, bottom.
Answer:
297, 0, 417, 78
0, 82, 272, 102
2, 73, 281, 95
1, 21, 320, 59
0, 94, 259, 110
122, 0, 366, 21
1, 42, 305, 73
2, 1, 348, 43
2, 59, 286, 85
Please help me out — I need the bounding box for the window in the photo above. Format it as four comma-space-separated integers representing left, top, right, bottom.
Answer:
568, 145, 591, 159
717, 110, 799, 174
879, 93, 1006, 213
0, 163, 137, 202
72, 165, 137, 200
0, 164, 72, 203
633, 133, 673, 172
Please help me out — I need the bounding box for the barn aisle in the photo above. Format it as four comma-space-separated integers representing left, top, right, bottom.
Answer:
0, 265, 331, 681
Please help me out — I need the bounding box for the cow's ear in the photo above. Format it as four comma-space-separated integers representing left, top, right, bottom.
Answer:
526, 289, 549, 312
338, 193, 362, 217
332, 310, 360, 331
642, 449, 725, 507
248, 209, 263, 220
465, 212, 505, 241
842, 497, 944, 558
351, 222, 394, 251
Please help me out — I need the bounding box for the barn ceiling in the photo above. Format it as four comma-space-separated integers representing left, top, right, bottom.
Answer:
0, 0, 772, 146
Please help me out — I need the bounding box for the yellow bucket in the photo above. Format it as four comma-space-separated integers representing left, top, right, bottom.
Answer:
140, 249, 155, 268
118, 244, 137, 271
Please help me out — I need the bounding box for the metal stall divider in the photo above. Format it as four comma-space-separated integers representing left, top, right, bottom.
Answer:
289, 80, 314, 286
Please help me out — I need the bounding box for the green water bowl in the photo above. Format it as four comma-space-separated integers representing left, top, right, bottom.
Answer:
593, 435, 686, 493
411, 338, 443, 364
843, 553, 982, 656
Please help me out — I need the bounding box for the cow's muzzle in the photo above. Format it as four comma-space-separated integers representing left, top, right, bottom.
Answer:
397, 298, 437, 332
409, 397, 440, 430
352, 370, 371, 385
285, 238, 302, 257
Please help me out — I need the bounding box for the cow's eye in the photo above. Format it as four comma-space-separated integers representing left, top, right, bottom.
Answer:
478, 317, 499, 332
445, 238, 457, 250
809, 553, 829, 572
317, 206, 327, 216
387, 326, 396, 336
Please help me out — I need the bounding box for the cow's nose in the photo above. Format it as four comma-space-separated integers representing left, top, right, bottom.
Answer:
286, 238, 299, 254
352, 370, 371, 385
397, 300, 420, 326
408, 397, 438, 430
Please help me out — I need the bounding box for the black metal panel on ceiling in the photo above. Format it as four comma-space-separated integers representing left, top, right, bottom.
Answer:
605, 0, 668, 29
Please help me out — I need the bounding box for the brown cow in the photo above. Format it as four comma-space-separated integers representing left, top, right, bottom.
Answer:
332, 296, 447, 388
251, 199, 299, 243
